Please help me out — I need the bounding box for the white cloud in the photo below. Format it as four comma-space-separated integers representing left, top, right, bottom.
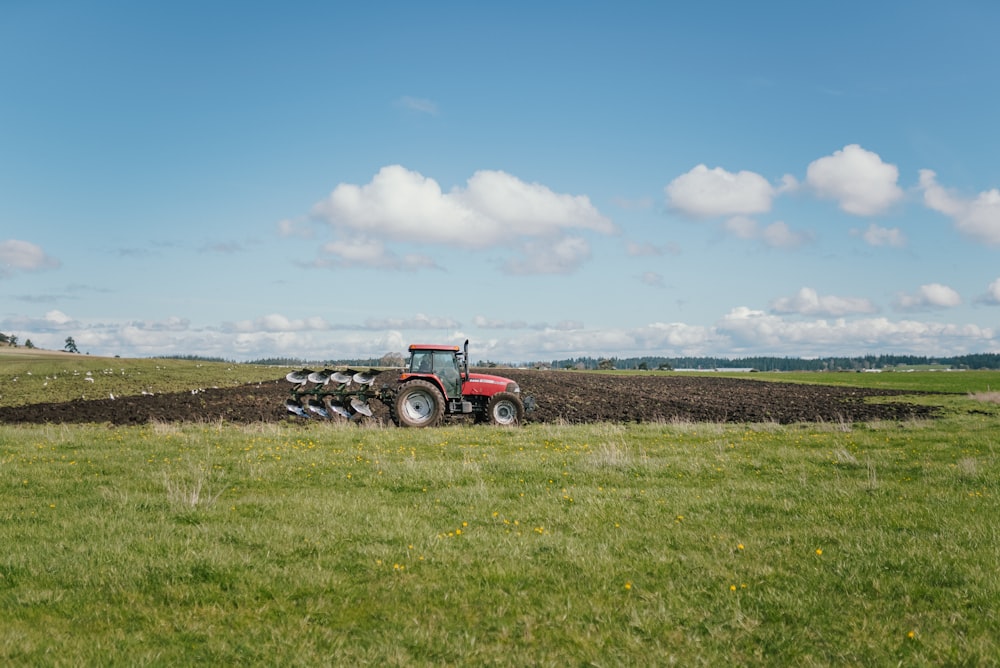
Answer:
126, 317, 191, 332
472, 317, 583, 331
7, 305, 997, 362
308, 165, 614, 274
611, 196, 654, 211
314, 238, 439, 271
363, 314, 459, 330
473, 315, 515, 329
760, 221, 811, 249
0, 310, 77, 331
44, 310, 74, 326
502, 236, 592, 275
979, 278, 1000, 305
223, 314, 331, 333
806, 144, 903, 216
919, 169, 1000, 245
770, 287, 878, 316
776, 174, 800, 194
666, 165, 779, 218
724, 216, 758, 239
0, 239, 60, 278
853, 223, 906, 247
723, 217, 812, 249
277, 218, 314, 239
894, 283, 962, 311
312, 165, 614, 248
490, 321, 722, 359
717, 307, 992, 355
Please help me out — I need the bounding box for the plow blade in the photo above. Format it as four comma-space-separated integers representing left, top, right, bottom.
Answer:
286, 369, 311, 384
305, 400, 330, 418
285, 399, 308, 417
331, 371, 353, 385
350, 398, 373, 417
353, 370, 378, 385
329, 402, 352, 419
307, 369, 333, 385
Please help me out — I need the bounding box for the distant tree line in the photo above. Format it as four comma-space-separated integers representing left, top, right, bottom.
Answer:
243, 353, 406, 367
140, 351, 1000, 371
156, 354, 233, 363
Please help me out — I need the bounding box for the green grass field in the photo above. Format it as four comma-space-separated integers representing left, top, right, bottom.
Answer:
0, 348, 285, 408
1, 352, 999, 664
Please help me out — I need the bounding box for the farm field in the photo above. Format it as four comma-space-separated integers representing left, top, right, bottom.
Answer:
1, 352, 999, 664
0, 363, 982, 426
4, 347, 999, 426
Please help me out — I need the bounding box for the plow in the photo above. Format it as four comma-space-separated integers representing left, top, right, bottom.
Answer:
285, 340, 532, 427
284, 367, 385, 420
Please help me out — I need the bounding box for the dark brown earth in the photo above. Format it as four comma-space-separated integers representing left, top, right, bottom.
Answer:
0, 369, 940, 426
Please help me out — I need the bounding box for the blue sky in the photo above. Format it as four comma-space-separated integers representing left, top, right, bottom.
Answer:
3, 1, 1000, 362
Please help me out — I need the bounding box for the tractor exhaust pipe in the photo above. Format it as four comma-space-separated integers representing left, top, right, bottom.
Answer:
463, 339, 470, 380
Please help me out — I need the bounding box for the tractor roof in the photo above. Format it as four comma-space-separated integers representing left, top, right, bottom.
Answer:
408, 344, 460, 352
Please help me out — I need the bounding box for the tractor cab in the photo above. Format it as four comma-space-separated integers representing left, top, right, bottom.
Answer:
395, 340, 529, 427
406, 345, 463, 399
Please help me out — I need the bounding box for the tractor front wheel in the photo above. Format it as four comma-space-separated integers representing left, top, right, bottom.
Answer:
394, 380, 445, 428
486, 392, 524, 426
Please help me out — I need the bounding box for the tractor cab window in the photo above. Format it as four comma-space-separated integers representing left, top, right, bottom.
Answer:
410, 352, 433, 373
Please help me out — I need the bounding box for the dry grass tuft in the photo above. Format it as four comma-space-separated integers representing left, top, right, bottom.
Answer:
969, 391, 1000, 404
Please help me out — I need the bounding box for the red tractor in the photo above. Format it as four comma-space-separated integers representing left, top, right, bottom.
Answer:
392, 341, 528, 427
285, 340, 532, 427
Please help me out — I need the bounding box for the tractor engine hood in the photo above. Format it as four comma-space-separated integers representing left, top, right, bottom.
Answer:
463, 372, 520, 395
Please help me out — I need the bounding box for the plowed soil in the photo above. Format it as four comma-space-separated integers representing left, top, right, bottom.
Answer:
0, 370, 939, 426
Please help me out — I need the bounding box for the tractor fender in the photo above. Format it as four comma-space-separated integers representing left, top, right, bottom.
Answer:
398, 373, 448, 399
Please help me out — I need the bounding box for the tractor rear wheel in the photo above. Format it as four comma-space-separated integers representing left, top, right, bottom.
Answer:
486, 392, 524, 426
394, 380, 445, 428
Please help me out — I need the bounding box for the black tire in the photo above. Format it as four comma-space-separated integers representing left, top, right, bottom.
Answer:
394, 379, 445, 428
485, 392, 524, 426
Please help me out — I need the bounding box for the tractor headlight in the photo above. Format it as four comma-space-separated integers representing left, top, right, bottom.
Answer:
506, 382, 520, 393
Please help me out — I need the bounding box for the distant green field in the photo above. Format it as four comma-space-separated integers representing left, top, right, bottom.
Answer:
710, 369, 1000, 395
0, 348, 286, 408
588, 365, 1000, 395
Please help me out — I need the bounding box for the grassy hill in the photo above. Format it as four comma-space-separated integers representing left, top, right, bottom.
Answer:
0, 347, 286, 408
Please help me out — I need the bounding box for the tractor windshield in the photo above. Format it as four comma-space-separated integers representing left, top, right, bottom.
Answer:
433, 351, 461, 398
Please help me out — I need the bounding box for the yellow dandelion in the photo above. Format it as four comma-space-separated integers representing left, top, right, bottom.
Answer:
730, 584, 737, 591
737, 543, 744, 550
907, 630, 915, 639
624, 581, 632, 590
815, 548, 823, 556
